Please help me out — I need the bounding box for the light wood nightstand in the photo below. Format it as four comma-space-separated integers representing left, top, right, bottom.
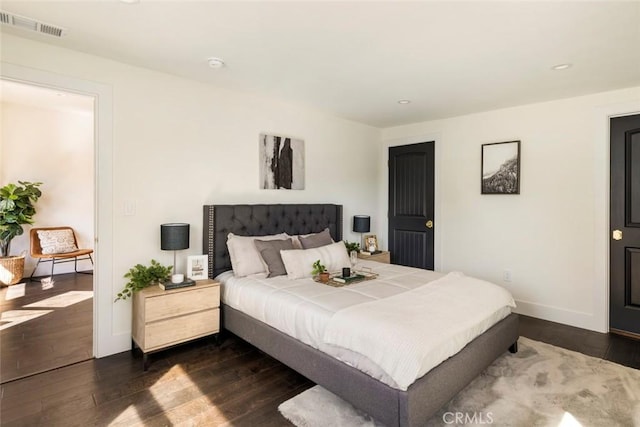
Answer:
132, 279, 220, 370
358, 251, 391, 264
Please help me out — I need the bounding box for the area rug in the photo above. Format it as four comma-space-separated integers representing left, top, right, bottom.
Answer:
278, 337, 640, 426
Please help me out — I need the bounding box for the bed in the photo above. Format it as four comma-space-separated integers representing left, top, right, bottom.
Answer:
203, 203, 519, 427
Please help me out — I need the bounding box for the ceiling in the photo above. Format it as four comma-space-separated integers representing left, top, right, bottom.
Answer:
1, 1, 639, 128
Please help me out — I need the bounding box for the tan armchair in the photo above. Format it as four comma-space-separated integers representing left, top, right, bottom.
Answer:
29, 226, 94, 279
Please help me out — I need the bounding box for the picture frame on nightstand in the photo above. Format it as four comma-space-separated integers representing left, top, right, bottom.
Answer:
363, 234, 378, 253
187, 255, 208, 280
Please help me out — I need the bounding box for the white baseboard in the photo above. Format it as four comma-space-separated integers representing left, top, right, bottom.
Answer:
514, 299, 607, 334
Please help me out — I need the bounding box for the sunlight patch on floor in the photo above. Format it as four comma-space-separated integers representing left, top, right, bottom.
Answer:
40, 277, 55, 289
4, 283, 26, 300
109, 405, 146, 425
149, 364, 192, 397
558, 412, 583, 427
3, 280, 70, 301
146, 364, 230, 424
0, 266, 24, 287
0, 309, 52, 331
23, 291, 93, 308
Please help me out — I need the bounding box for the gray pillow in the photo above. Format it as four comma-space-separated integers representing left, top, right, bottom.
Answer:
299, 228, 333, 249
254, 238, 295, 277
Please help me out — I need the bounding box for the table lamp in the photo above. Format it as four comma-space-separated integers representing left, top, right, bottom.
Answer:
161, 223, 191, 284
353, 215, 370, 251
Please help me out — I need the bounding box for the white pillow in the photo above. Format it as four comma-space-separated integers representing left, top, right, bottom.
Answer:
280, 241, 351, 280
37, 229, 78, 255
227, 233, 288, 277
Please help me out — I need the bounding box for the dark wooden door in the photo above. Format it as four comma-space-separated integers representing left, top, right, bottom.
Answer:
388, 142, 434, 269
610, 114, 640, 336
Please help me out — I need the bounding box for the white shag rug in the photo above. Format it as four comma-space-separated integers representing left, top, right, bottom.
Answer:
278, 337, 640, 427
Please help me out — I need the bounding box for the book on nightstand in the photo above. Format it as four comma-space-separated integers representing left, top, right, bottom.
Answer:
158, 279, 196, 291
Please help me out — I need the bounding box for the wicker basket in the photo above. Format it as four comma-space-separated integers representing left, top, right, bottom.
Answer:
0, 255, 25, 286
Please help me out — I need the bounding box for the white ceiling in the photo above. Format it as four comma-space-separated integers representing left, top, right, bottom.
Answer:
1, 1, 639, 128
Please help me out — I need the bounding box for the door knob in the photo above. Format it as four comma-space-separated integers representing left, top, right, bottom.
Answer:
426, 220, 434, 229
613, 230, 623, 241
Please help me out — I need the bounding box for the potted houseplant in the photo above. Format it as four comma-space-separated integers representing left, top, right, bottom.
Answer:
344, 241, 360, 253
312, 259, 330, 283
0, 181, 43, 285
114, 259, 173, 301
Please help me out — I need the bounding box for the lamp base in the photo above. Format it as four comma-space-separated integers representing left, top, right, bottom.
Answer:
159, 278, 195, 291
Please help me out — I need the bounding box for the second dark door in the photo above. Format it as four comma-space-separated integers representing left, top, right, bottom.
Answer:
388, 142, 435, 270
610, 114, 640, 336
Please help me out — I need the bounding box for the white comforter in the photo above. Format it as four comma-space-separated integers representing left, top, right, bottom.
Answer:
217, 261, 515, 390
323, 271, 516, 390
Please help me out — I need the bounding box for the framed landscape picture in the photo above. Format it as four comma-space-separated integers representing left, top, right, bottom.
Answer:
481, 141, 521, 194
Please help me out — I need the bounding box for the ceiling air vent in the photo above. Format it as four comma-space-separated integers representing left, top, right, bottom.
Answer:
0, 10, 66, 37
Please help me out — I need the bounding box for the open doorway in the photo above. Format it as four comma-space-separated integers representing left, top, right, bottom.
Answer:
0, 80, 95, 382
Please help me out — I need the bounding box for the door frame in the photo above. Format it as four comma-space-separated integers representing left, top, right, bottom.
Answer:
595, 100, 640, 333
381, 133, 442, 271
1, 62, 117, 357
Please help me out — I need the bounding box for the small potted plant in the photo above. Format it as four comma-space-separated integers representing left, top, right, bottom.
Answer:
343, 241, 360, 253
0, 181, 43, 285
312, 259, 330, 283
114, 259, 173, 301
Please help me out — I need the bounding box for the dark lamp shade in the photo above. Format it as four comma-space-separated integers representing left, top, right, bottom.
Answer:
161, 223, 190, 250
353, 215, 370, 233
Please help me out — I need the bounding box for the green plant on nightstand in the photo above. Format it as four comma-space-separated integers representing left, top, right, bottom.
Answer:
343, 241, 360, 253
115, 259, 173, 302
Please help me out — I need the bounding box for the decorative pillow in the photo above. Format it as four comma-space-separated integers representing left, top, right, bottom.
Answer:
289, 235, 303, 249
37, 229, 78, 255
254, 238, 295, 278
227, 233, 288, 277
293, 228, 334, 249
280, 241, 351, 280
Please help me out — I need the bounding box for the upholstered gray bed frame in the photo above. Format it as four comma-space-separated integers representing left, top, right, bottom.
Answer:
203, 203, 519, 427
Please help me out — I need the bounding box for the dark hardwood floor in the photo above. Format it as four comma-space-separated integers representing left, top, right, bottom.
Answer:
519, 315, 640, 369
1, 276, 639, 426
1, 273, 93, 383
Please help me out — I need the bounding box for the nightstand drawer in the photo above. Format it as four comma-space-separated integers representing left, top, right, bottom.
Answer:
146, 286, 220, 322
145, 308, 220, 350
358, 251, 391, 264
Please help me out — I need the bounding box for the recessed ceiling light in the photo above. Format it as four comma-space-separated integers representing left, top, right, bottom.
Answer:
207, 57, 225, 69
119, 0, 140, 4
551, 63, 572, 71
397, 100, 411, 105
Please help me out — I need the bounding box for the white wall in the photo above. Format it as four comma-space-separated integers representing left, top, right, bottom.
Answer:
381, 87, 640, 332
6, 31, 638, 353
1, 102, 94, 275
1, 34, 381, 356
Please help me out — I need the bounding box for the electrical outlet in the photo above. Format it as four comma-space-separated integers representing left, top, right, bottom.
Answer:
502, 270, 512, 283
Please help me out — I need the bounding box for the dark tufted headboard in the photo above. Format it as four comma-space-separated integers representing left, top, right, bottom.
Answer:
203, 204, 343, 278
